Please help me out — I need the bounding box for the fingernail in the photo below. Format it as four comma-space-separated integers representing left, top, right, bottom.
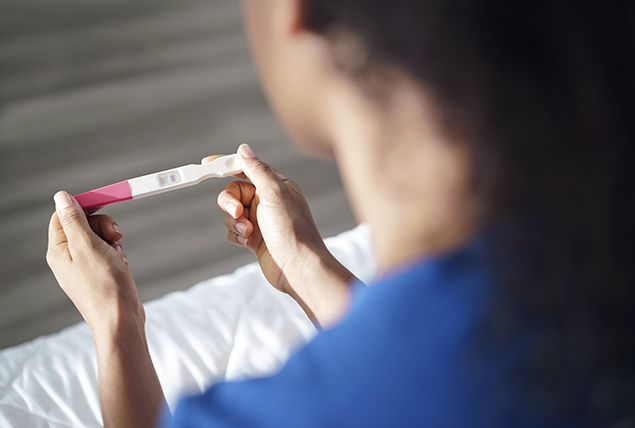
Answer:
54, 191, 73, 211
224, 201, 240, 218
113, 223, 122, 235
114, 244, 127, 264
238, 143, 255, 159
236, 221, 248, 237
237, 235, 248, 246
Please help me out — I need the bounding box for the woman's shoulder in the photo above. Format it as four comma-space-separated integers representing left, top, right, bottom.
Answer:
165, 238, 573, 428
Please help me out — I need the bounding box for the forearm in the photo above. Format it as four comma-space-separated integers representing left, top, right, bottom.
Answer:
93, 317, 165, 428
286, 245, 359, 329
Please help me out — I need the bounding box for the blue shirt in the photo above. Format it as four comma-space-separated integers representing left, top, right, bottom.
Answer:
160, 238, 571, 427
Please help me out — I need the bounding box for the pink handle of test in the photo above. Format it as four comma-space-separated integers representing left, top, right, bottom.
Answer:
75, 181, 133, 210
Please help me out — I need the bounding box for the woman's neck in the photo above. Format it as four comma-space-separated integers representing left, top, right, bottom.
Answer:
324, 73, 478, 273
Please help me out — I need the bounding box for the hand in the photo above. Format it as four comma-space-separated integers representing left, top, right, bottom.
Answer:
213, 146, 325, 294
46, 191, 143, 335
213, 145, 357, 327
47, 192, 165, 428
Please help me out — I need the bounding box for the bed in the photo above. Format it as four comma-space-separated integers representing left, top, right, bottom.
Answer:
0, 225, 375, 428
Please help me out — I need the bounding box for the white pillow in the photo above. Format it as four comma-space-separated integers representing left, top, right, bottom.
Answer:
0, 224, 375, 428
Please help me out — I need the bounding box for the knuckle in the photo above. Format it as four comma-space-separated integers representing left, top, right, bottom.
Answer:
59, 209, 83, 228
288, 180, 302, 194
267, 185, 286, 201
45, 250, 55, 266
224, 214, 235, 230
45, 248, 66, 268
251, 160, 273, 177
218, 183, 239, 206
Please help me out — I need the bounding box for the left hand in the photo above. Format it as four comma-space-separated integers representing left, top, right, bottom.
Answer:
46, 191, 144, 335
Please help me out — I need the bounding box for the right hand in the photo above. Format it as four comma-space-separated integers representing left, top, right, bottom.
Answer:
213, 144, 356, 327
214, 144, 328, 294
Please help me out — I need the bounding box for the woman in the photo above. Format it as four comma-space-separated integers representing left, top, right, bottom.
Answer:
46, 0, 634, 426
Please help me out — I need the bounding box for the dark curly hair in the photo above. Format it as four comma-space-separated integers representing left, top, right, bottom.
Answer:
302, 0, 635, 423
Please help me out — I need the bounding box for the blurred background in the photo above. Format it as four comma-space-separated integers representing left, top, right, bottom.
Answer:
0, 0, 356, 349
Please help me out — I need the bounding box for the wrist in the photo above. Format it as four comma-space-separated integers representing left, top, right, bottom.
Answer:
91, 308, 147, 352
285, 243, 357, 328
90, 307, 164, 428
284, 242, 341, 290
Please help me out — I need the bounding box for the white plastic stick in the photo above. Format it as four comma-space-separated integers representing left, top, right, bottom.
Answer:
75, 154, 243, 209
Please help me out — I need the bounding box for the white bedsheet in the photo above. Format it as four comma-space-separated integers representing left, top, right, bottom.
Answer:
0, 225, 375, 428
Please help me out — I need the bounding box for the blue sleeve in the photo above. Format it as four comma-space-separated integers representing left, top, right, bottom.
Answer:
160, 317, 474, 428
159, 248, 552, 428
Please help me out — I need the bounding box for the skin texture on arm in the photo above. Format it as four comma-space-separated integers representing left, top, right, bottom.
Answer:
93, 319, 164, 428
47, 192, 165, 428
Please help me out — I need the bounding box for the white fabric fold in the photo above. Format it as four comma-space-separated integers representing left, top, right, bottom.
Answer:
0, 225, 375, 428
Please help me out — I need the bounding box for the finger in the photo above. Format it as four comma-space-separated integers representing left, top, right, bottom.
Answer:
47, 211, 70, 262
53, 191, 96, 252
224, 213, 253, 238
88, 214, 123, 243
237, 144, 285, 192
218, 181, 256, 219
266, 164, 290, 182
201, 154, 226, 164
259, 163, 303, 195
227, 230, 251, 247
112, 241, 129, 265
235, 145, 301, 195
84, 206, 104, 216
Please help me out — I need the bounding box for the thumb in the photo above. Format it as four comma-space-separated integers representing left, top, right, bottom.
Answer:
54, 191, 95, 247
237, 144, 284, 191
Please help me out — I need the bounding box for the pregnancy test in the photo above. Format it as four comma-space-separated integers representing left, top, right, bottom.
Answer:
75, 154, 242, 209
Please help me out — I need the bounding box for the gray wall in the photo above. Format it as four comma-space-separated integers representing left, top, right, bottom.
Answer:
0, 0, 356, 349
